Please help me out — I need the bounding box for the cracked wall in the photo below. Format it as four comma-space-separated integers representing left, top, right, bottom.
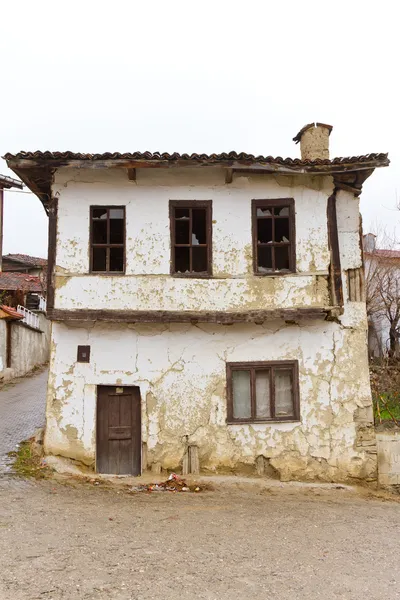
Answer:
45, 313, 375, 482
44, 168, 376, 481
52, 168, 332, 311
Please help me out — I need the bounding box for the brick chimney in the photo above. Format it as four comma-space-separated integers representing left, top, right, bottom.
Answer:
293, 122, 333, 160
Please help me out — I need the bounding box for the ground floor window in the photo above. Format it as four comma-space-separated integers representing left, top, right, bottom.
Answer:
226, 361, 300, 423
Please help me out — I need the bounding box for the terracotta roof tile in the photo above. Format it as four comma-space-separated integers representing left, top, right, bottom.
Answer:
4, 254, 47, 268
0, 305, 24, 319
3, 149, 389, 167
0, 272, 43, 292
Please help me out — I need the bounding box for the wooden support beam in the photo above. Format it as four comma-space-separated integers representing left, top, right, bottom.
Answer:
225, 168, 233, 184
127, 168, 136, 181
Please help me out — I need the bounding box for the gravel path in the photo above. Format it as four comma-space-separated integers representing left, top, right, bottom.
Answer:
0, 479, 399, 600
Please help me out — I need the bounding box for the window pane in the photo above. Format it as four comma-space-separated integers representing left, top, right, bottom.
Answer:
258, 246, 272, 271
257, 218, 273, 244
275, 218, 290, 242
275, 369, 294, 417
109, 247, 124, 272
92, 219, 108, 244
192, 209, 207, 244
92, 247, 107, 271
110, 217, 124, 244
232, 370, 251, 419
275, 246, 290, 270
175, 219, 189, 244
109, 208, 124, 219
175, 247, 190, 273
175, 208, 190, 220
192, 247, 208, 272
93, 208, 108, 220
257, 207, 272, 216
274, 206, 289, 216
255, 371, 271, 418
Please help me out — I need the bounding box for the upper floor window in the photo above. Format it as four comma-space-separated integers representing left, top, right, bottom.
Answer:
90, 207, 125, 273
169, 201, 212, 276
226, 360, 300, 423
252, 199, 295, 274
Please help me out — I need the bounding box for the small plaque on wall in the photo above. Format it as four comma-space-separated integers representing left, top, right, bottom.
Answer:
77, 345, 90, 363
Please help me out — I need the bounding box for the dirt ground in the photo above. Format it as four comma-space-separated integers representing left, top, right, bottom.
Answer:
0, 477, 400, 600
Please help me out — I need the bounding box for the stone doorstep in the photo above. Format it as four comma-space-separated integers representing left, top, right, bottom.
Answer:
44, 455, 356, 493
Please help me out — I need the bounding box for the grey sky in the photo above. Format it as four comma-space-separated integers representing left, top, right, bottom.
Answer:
1, 0, 398, 258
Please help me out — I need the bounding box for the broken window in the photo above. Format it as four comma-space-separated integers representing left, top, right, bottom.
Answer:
90, 207, 125, 273
252, 199, 295, 274
170, 201, 212, 275
227, 361, 299, 423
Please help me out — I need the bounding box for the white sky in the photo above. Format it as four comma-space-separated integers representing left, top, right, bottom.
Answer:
1, 0, 398, 258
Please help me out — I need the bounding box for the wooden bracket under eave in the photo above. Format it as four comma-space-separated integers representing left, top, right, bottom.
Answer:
127, 168, 136, 181
225, 168, 233, 184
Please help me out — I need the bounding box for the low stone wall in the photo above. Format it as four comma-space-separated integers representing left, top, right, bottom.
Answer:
376, 432, 400, 487
0, 312, 50, 381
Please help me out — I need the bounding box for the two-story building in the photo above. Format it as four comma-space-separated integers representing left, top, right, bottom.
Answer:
5, 124, 389, 481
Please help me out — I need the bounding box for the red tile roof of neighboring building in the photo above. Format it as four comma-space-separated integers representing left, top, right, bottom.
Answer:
3, 254, 47, 268
0, 305, 24, 319
0, 272, 43, 292
365, 249, 400, 259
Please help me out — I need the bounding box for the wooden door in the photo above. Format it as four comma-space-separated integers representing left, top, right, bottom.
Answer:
96, 386, 141, 475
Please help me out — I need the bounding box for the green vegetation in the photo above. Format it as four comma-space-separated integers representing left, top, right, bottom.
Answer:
7, 440, 49, 479
373, 393, 400, 424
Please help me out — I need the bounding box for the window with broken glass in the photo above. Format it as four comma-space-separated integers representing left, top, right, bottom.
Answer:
226, 361, 300, 423
90, 207, 125, 273
252, 199, 295, 274
170, 201, 212, 275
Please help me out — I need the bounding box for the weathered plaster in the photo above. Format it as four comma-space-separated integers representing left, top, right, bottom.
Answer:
0, 313, 50, 381
43, 166, 376, 481
45, 313, 375, 482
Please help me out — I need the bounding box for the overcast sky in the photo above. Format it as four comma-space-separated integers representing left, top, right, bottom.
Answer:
1, 0, 398, 258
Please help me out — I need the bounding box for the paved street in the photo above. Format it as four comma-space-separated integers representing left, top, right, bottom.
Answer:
0, 369, 47, 470
1, 371, 400, 599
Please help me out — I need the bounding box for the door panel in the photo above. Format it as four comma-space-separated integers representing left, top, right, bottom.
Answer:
96, 386, 141, 475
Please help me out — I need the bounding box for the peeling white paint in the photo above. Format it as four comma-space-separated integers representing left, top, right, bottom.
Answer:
44, 167, 376, 482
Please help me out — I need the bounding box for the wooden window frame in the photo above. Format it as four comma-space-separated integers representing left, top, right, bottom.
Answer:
77, 345, 91, 363
169, 200, 213, 277
252, 198, 296, 275
226, 360, 300, 424
89, 206, 126, 274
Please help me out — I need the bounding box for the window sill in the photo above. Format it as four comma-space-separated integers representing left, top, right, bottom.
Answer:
253, 271, 296, 277
227, 419, 300, 425
89, 272, 126, 276
171, 272, 213, 279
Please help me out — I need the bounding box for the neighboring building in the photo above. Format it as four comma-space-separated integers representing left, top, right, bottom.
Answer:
0, 175, 50, 379
363, 234, 400, 359
5, 124, 389, 481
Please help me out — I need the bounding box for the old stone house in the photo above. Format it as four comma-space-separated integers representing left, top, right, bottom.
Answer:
5, 124, 389, 481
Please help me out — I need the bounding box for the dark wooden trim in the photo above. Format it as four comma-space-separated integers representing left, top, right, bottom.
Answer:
127, 168, 136, 181
169, 200, 213, 276
225, 168, 233, 184
327, 192, 343, 306
77, 345, 91, 363
251, 198, 296, 275
6, 321, 12, 368
46, 196, 58, 312
47, 307, 331, 324
89, 206, 126, 274
226, 360, 300, 424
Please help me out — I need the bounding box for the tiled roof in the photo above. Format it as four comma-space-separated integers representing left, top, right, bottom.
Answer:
0, 305, 24, 319
3, 254, 47, 268
3, 149, 390, 167
365, 249, 400, 259
0, 272, 43, 292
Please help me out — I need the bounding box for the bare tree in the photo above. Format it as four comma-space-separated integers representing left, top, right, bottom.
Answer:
364, 228, 400, 359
